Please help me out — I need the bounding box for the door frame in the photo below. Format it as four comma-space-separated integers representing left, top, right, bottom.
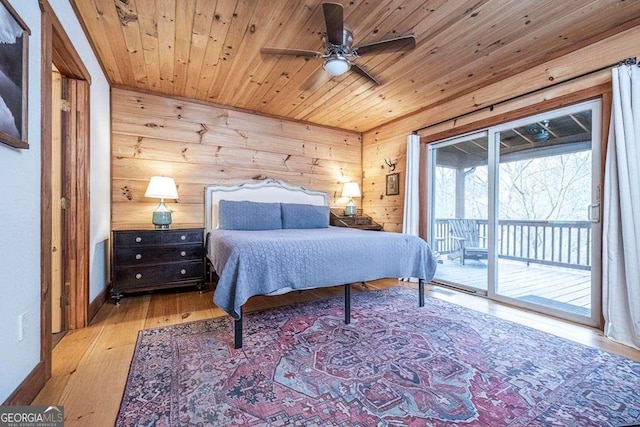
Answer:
40, 0, 91, 383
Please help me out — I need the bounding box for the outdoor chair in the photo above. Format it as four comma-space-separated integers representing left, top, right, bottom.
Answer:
448, 219, 488, 265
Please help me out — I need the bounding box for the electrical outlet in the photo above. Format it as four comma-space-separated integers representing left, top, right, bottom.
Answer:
18, 311, 29, 342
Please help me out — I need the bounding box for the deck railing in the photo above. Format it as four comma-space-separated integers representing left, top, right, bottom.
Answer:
433, 218, 592, 271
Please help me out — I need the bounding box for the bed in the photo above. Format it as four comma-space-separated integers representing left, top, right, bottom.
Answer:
204, 179, 438, 348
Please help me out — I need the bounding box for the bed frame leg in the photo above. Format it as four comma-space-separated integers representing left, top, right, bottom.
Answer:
234, 307, 243, 349
418, 279, 425, 307
344, 284, 351, 324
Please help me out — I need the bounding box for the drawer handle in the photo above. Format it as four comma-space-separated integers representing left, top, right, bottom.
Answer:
180, 235, 187, 241
135, 236, 142, 243
135, 254, 142, 260
180, 251, 186, 257
135, 273, 142, 279
180, 269, 187, 275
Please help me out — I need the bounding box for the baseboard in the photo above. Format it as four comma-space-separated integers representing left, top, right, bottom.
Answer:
2, 361, 45, 405
88, 281, 112, 324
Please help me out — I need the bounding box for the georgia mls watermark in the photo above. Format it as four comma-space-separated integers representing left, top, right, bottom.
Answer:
0, 406, 63, 427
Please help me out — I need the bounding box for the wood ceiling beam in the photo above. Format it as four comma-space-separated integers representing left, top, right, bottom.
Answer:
570, 114, 590, 133
512, 128, 535, 145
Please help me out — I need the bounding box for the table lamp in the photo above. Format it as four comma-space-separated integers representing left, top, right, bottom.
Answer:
341, 181, 361, 217
145, 176, 178, 229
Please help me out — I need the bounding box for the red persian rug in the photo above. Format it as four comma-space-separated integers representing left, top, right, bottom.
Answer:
116, 288, 640, 426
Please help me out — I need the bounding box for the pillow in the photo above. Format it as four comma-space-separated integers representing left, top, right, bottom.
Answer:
281, 203, 329, 229
218, 200, 282, 230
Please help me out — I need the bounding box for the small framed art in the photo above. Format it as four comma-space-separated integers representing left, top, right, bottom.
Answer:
386, 173, 399, 196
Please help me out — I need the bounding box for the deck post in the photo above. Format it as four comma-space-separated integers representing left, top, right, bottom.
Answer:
234, 307, 243, 349
344, 284, 351, 324
419, 279, 425, 307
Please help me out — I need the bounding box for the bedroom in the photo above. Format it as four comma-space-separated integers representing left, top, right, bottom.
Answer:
1, 0, 640, 425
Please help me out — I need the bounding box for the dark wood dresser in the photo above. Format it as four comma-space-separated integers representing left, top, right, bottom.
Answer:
111, 228, 205, 303
330, 209, 384, 231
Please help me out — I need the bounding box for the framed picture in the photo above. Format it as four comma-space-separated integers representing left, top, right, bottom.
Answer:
0, 0, 30, 149
386, 172, 399, 196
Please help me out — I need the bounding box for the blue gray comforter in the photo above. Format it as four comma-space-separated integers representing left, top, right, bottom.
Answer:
207, 227, 438, 318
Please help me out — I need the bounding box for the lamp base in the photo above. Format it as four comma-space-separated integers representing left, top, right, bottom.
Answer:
344, 199, 357, 217
152, 200, 172, 229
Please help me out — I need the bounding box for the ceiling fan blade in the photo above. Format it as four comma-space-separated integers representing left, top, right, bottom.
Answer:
301, 66, 332, 91
354, 35, 416, 56
351, 63, 380, 85
260, 47, 322, 58
323, 2, 344, 45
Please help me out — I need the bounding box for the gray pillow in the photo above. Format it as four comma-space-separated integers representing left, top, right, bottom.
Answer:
218, 200, 282, 230
281, 203, 329, 229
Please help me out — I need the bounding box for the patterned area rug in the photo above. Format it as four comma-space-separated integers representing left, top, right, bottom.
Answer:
117, 288, 640, 426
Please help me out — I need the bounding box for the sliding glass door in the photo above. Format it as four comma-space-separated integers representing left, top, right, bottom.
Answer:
428, 131, 489, 293
489, 101, 602, 326
428, 100, 602, 326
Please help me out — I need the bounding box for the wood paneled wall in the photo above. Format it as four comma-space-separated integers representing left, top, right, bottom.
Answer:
362, 25, 640, 233
112, 88, 361, 229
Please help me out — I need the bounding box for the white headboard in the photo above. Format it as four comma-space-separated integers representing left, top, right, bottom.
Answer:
204, 179, 329, 233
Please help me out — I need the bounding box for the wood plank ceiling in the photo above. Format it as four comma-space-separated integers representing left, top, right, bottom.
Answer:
72, 0, 640, 132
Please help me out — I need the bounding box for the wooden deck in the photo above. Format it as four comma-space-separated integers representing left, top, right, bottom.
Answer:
433, 258, 591, 316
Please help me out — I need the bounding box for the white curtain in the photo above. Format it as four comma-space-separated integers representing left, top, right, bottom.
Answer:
403, 134, 420, 236
603, 64, 640, 349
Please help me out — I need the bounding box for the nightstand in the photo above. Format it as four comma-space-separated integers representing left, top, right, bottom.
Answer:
330, 209, 384, 231
111, 227, 205, 303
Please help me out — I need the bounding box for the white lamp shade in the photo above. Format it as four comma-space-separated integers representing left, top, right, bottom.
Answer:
145, 176, 178, 199
323, 57, 350, 76
341, 182, 361, 198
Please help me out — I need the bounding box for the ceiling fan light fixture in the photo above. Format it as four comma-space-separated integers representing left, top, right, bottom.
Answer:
261, 3, 416, 87
323, 56, 350, 76
527, 119, 551, 143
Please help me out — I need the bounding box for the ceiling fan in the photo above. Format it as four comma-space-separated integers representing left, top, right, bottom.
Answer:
260, 2, 416, 89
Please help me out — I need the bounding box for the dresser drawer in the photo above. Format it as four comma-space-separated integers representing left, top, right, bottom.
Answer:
114, 230, 161, 247
114, 260, 204, 289
333, 216, 371, 226
114, 244, 203, 266
162, 229, 203, 244
329, 210, 383, 231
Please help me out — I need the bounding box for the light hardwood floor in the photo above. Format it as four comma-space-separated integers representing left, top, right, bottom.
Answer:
33, 279, 640, 426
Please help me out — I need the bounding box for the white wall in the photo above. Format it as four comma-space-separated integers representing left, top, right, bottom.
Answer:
0, 0, 110, 403
0, 0, 41, 402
